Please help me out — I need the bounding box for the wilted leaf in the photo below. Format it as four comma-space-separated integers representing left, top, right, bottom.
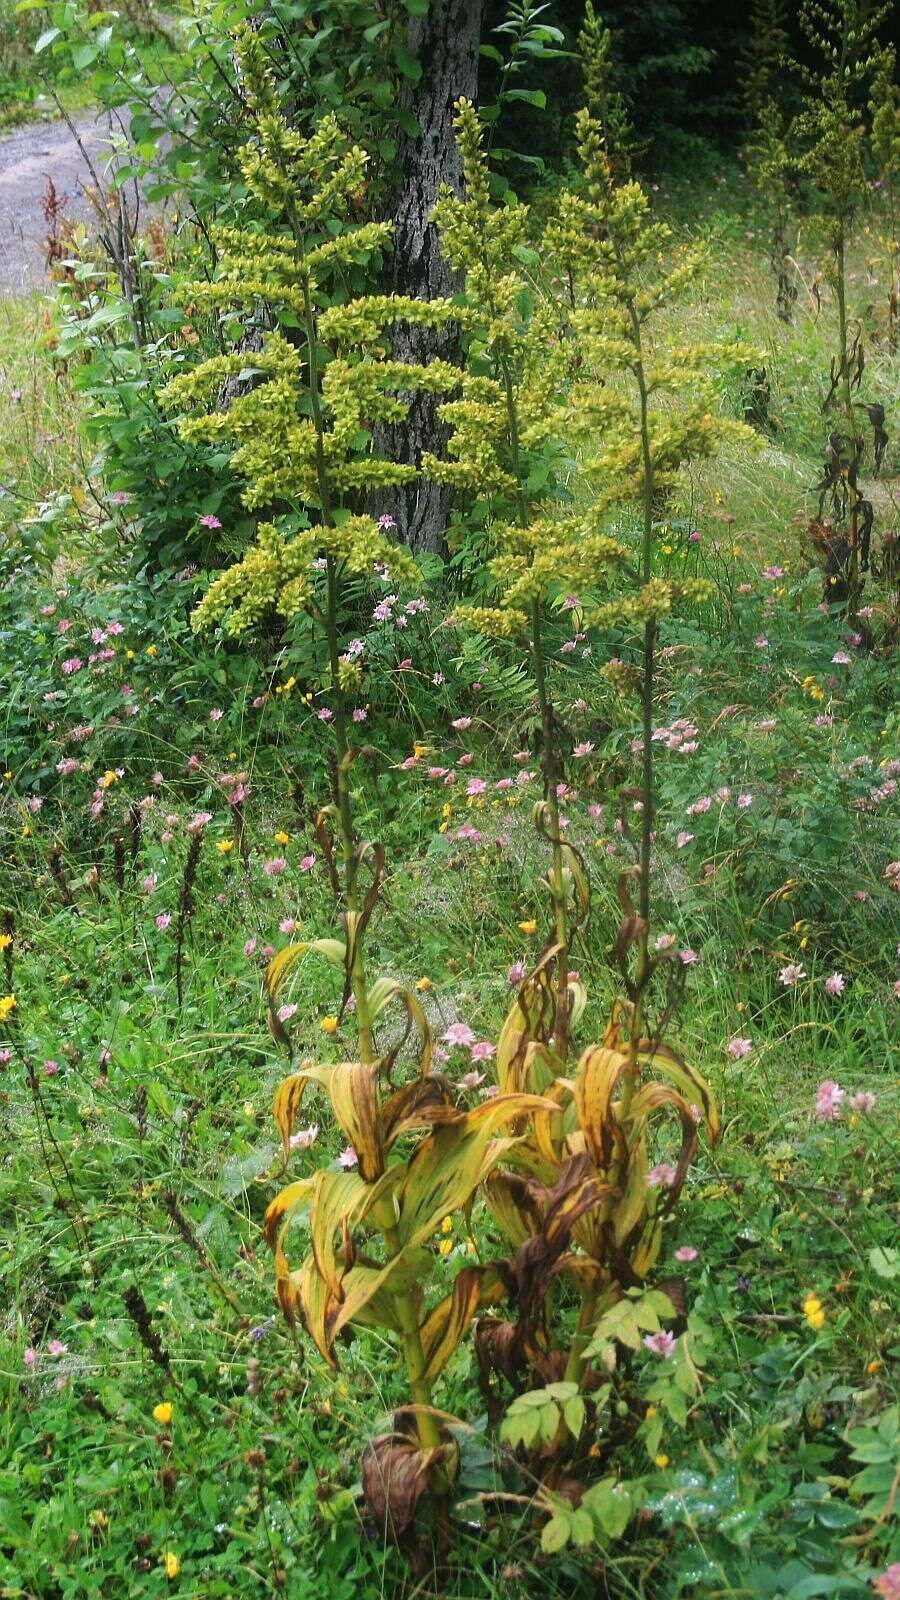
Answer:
360, 1432, 446, 1539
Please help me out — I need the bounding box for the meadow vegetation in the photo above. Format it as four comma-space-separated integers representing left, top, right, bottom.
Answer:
0, 2, 898, 1596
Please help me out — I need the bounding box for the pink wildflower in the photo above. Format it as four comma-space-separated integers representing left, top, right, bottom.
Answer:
824, 972, 845, 996
676, 831, 694, 849
263, 857, 287, 877
469, 1041, 496, 1062
338, 1146, 358, 1169
289, 1123, 319, 1150
674, 1246, 698, 1262
643, 1330, 676, 1357
276, 1004, 297, 1023
779, 963, 805, 987
457, 1069, 485, 1091
849, 1091, 875, 1113
727, 1037, 751, 1058
647, 1162, 677, 1188
507, 960, 526, 985
199, 513, 222, 528
155, 913, 172, 931
443, 1022, 476, 1049
814, 1079, 844, 1120
243, 938, 257, 957
299, 853, 315, 872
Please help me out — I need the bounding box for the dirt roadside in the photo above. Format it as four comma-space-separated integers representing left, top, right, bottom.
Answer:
0, 111, 121, 295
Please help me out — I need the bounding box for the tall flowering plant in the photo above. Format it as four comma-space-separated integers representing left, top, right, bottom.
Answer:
167, 29, 555, 1543
435, 75, 751, 1404
431, 97, 629, 1058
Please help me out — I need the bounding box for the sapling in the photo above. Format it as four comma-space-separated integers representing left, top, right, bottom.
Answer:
797, 0, 891, 611
743, 0, 799, 321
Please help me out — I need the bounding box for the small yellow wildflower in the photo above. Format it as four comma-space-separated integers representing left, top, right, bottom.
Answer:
163, 1552, 180, 1580
146, 644, 157, 657
415, 977, 432, 991
320, 1016, 338, 1034
100, 770, 118, 789
21, 825, 30, 838
0, 934, 11, 950
518, 919, 537, 935
0, 995, 16, 1019
438, 1239, 453, 1257
152, 1402, 172, 1425
661, 543, 673, 556
2, 772, 11, 780
126, 649, 134, 661
441, 1216, 452, 1234
803, 1294, 825, 1330
645, 1405, 657, 1419
274, 831, 289, 845
242, 1101, 254, 1117
440, 802, 452, 819
215, 839, 234, 854
413, 743, 428, 758
732, 544, 742, 557
654, 1454, 669, 1468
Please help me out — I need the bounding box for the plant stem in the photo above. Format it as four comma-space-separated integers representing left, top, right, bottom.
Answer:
563, 1279, 599, 1384
622, 292, 656, 1105
302, 275, 375, 1065
499, 355, 569, 1048
834, 225, 860, 614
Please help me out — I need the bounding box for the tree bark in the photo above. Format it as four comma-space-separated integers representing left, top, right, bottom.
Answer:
380, 0, 483, 554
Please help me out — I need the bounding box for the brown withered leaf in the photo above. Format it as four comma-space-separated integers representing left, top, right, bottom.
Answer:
382, 1074, 457, 1146
360, 1433, 445, 1540
474, 1317, 523, 1391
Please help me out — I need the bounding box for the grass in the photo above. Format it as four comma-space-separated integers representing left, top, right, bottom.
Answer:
0, 296, 81, 524
0, 180, 898, 1598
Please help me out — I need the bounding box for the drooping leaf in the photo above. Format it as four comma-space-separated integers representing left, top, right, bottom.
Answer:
419, 1265, 506, 1382
637, 1040, 718, 1138
397, 1094, 555, 1249
573, 1044, 629, 1166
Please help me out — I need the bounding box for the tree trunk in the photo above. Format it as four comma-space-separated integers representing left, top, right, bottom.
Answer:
380, 0, 483, 554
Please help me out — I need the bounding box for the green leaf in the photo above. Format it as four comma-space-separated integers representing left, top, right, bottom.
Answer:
393, 42, 421, 81
541, 1513, 571, 1553
35, 26, 61, 51
869, 1246, 900, 1280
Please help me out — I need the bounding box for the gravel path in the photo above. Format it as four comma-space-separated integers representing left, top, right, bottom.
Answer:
0, 111, 119, 295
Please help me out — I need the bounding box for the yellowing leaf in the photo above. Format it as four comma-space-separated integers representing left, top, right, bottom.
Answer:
636, 1040, 718, 1139
419, 1265, 505, 1382
573, 1044, 629, 1166
397, 1094, 555, 1250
